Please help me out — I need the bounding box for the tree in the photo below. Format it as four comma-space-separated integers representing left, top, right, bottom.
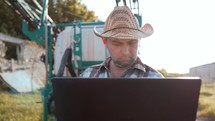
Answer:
0, 1, 24, 38
48, 0, 98, 23
157, 68, 168, 77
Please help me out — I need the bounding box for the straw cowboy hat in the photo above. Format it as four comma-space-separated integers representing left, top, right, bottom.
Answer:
94, 6, 154, 40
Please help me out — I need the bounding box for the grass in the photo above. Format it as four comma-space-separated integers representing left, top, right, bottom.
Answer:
0, 91, 43, 121
197, 82, 215, 120
0, 82, 215, 121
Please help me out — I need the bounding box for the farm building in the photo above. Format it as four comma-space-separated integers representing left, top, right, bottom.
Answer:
0, 33, 46, 93
189, 62, 215, 82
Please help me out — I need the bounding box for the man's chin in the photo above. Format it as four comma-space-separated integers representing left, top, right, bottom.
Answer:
115, 61, 134, 68
113, 57, 136, 68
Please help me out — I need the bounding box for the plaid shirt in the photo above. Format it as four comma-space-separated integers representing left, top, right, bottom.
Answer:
79, 57, 164, 78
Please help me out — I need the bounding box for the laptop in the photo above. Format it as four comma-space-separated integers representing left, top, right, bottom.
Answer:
52, 77, 201, 121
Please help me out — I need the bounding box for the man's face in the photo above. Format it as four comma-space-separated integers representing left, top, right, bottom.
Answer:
106, 38, 138, 68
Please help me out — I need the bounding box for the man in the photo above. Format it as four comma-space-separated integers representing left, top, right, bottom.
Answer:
80, 6, 163, 78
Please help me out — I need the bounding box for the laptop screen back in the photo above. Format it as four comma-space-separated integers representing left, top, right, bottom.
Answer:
52, 77, 201, 121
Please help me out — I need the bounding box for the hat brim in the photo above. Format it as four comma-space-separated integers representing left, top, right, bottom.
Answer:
94, 23, 153, 40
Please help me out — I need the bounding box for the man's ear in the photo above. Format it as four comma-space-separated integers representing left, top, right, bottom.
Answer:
102, 38, 107, 46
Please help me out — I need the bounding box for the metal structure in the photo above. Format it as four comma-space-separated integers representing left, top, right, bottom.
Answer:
190, 62, 215, 82
3, 0, 142, 120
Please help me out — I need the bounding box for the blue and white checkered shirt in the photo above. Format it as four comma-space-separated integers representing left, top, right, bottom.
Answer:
79, 57, 164, 78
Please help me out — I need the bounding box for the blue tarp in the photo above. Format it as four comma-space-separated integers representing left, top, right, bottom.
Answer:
0, 70, 43, 93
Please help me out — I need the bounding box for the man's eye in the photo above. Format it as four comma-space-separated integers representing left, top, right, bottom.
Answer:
129, 41, 137, 45
112, 43, 121, 46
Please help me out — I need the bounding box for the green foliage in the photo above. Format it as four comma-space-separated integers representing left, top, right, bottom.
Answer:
0, 1, 24, 38
48, 0, 98, 23
0, 91, 43, 121
157, 68, 168, 77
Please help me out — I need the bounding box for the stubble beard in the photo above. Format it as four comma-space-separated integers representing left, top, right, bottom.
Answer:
113, 56, 137, 68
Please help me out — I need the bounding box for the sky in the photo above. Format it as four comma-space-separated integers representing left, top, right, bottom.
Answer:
81, 0, 215, 73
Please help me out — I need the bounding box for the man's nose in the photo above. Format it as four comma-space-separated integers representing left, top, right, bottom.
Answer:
121, 46, 129, 55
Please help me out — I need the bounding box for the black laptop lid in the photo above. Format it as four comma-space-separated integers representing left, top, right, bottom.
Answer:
52, 77, 201, 121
